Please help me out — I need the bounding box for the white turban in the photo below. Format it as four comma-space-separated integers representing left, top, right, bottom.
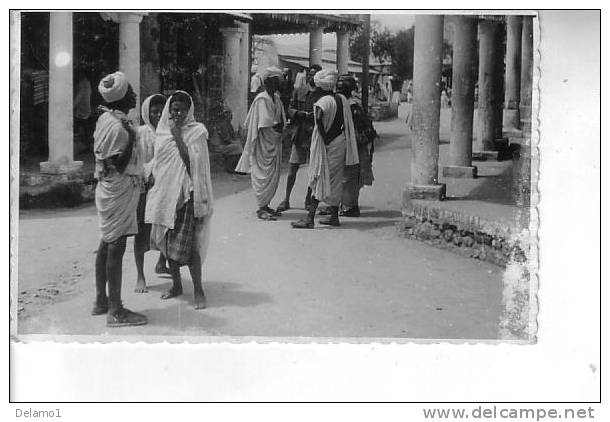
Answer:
313, 69, 338, 91
262, 66, 283, 81
98, 71, 129, 103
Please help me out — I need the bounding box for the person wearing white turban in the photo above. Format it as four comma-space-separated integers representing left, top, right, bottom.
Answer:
145, 91, 214, 310
291, 69, 359, 229
92, 71, 147, 327
235, 66, 286, 220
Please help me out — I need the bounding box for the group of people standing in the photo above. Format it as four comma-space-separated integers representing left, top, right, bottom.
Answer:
90, 64, 376, 328
92, 71, 213, 327
237, 65, 377, 228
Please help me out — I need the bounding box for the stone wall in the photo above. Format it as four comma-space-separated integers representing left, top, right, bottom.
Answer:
369, 102, 399, 121
399, 198, 535, 341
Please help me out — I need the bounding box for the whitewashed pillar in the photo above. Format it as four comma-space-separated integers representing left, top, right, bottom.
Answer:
221, 27, 246, 131
40, 12, 82, 174
336, 30, 350, 74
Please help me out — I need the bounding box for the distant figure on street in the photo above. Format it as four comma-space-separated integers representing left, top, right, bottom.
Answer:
249, 71, 264, 106
92, 71, 147, 327
337, 74, 376, 217
133, 93, 168, 293
441, 89, 450, 108
74, 67, 93, 152
235, 67, 286, 221
276, 64, 322, 213
279, 68, 293, 116
291, 69, 359, 229
145, 91, 214, 310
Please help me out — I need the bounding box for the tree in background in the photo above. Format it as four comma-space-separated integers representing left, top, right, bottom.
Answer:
371, 25, 394, 64
350, 20, 394, 64
391, 26, 415, 80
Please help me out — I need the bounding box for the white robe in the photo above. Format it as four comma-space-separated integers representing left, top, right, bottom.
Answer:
307, 93, 359, 206
235, 90, 286, 208
93, 110, 142, 243
145, 91, 214, 263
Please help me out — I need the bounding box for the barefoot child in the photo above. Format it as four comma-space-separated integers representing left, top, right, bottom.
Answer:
133, 94, 168, 293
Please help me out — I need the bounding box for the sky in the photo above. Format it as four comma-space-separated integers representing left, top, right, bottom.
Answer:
372, 14, 416, 31
267, 14, 416, 52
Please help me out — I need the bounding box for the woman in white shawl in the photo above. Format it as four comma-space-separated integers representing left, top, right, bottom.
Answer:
291, 69, 359, 229
145, 91, 213, 310
133, 93, 167, 294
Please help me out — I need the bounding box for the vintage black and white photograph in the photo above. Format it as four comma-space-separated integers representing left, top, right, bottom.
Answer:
10, 10, 541, 341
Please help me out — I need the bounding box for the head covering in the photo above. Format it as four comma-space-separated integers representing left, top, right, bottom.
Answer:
98, 71, 129, 103
262, 66, 283, 81
156, 90, 197, 137
313, 69, 338, 91
309, 64, 322, 73
338, 74, 357, 89
140, 94, 166, 131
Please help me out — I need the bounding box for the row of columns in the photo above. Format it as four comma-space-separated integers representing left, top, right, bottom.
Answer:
41, 11, 147, 174
41, 12, 253, 174
407, 14, 534, 201
308, 27, 351, 74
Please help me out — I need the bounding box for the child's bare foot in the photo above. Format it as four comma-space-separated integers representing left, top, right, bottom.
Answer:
194, 292, 207, 310
161, 286, 183, 300
134, 279, 148, 293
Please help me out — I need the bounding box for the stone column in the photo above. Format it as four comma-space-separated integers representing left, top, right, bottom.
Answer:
503, 15, 522, 132
442, 16, 478, 179
100, 12, 146, 117
405, 15, 446, 201
40, 12, 82, 174
140, 13, 161, 102
520, 16, 534, 136
221, 27, 246, 131
476, 19, 504, 152
309, 27, 323, 67
118, 13, 145, 118
336, 30, 349, 74
237, 21, 250, 133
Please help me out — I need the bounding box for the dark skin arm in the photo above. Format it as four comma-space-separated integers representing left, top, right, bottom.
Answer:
315, 107, 333, 144
113, 118, 136, 174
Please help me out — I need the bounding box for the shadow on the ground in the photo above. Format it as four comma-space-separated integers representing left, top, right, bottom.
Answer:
145, 278, 273, 310
276, 209, 402, 232
134, 302, 228, 332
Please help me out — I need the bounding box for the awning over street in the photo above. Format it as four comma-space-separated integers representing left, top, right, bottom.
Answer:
251, 13, 361, 35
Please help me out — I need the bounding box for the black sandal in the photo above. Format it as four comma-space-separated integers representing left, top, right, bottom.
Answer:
257, 209, 277, 221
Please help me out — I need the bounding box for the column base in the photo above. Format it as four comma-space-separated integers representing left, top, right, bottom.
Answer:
404, 183, 446, 201
40, 160, 83, 174
520, 118, 532, 136
503, 108, 521, 132
442, 165, 478, 179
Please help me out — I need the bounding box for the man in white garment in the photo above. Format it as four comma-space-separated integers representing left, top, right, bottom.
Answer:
236, 67, 286, 221
291, 69, 359, 229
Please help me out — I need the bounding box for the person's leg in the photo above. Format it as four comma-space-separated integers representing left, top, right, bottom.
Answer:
278, 163, 299, 211
133, 231, 148, 293
106, 236, 127, 313
155, 253, 169, 274
161, 259, 183, 299
340, 165, 361, 217
93, 239, 109, 314
134, 194, 148, 293
291, 196, 319, 229
188, 250, 206, 310
105, 236, 148, 327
